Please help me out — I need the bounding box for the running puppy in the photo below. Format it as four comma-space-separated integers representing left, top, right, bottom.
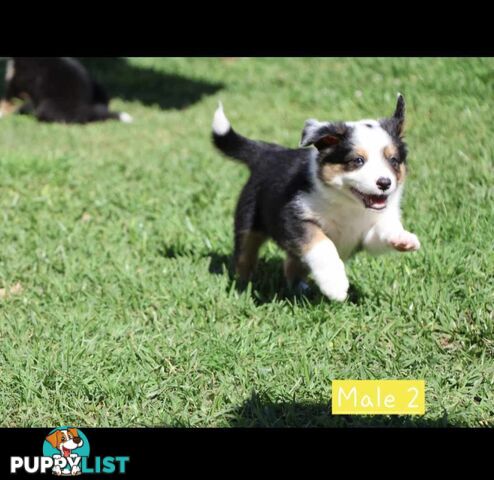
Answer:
0, 57, 132, 124
211, 95, 420, 301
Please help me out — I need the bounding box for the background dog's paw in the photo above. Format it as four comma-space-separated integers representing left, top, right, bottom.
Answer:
389, 231, 420, 252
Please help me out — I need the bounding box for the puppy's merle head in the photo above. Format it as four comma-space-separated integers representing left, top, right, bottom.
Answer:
300, 94, 408, 211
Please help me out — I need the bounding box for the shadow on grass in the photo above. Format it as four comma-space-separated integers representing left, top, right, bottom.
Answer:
207, 251, 364, 306
158, 244, 364, 306
227, 392, 457, 428
78, 57, 223, 110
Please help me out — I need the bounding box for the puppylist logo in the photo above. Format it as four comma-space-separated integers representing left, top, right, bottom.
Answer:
10, 427, 129, 476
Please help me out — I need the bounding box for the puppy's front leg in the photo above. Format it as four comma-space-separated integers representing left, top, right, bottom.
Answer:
363, 215, 420, 255
301, 223, 349, 301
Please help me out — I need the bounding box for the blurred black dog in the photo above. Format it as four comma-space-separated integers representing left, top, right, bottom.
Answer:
0, 58, 132, 124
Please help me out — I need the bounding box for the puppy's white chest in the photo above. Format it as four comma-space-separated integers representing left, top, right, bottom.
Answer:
299, 192, 377, 260
318, 208, 376, 260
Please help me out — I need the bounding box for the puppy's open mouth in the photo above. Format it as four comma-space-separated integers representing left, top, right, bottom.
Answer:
62, 446, 71, 457
350, 187, 388, 210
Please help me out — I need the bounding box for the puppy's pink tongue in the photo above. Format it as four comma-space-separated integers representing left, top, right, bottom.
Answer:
63, 447, 70, 457
369, 195, 386, 205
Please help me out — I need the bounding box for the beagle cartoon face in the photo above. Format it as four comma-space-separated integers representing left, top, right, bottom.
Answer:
46, 428, 84, 457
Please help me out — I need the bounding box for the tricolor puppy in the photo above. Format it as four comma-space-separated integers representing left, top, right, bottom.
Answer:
212, 95, 420, 301
45, 428, 84, 476
0, 58, 132, 124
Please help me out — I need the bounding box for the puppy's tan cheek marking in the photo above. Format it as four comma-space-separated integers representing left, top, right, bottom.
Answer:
343, 162, 361, 172
236, 231, 266, 280
318, 163, 345, 184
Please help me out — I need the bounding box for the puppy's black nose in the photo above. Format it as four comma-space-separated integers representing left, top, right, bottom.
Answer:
376, 177, 391, 191
73, 437, 82, 444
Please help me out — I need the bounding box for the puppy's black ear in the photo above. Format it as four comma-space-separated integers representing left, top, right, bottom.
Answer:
380, 93, 406, 139
392, 93, 405, 136
300, 120, 348, 149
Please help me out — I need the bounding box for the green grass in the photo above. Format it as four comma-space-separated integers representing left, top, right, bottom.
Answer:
0, 58, 493, 427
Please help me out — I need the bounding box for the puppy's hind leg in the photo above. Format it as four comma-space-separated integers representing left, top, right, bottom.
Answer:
233, 181, 266, 285
234, 230, 266, 285
283, 254, 310, 295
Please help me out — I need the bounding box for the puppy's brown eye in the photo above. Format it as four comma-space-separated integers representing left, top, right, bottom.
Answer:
353, 156, 365, 167
390, 157, 401, 169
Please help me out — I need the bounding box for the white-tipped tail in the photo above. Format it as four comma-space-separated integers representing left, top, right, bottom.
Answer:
119, 112, 133, 123
212, 101, 230, 135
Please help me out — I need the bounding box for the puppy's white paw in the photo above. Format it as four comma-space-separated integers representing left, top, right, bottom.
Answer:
52, 465, 62, 476
389, 231, 420, 252
304, 239, 349, 302
317, 270, 349, 302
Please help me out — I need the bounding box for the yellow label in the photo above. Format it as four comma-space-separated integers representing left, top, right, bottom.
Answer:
332, 380, 425, 415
